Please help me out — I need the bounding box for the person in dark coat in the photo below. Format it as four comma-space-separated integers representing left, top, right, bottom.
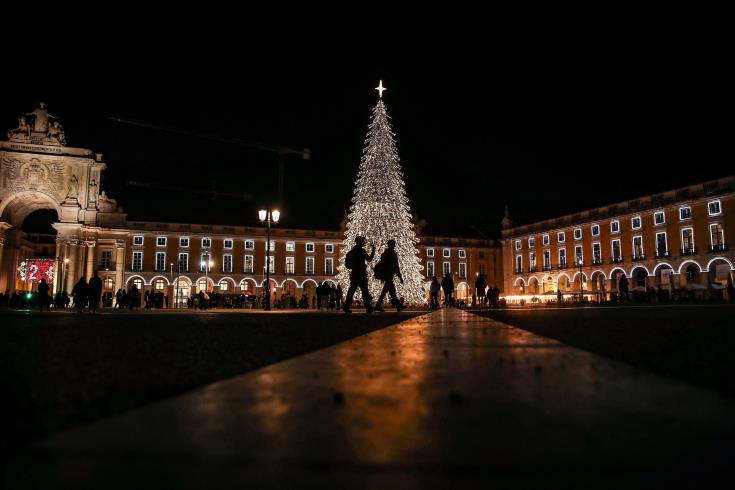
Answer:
475, 274, 487, 308
88, 270, 103, 313
429, 276, 441, 309
71, 277, 88, 313
374, 240, 406, 312
343, 236, 375, 314
37, 278, 51, 312
335, 284, 343, 310
441, 273, 454, 307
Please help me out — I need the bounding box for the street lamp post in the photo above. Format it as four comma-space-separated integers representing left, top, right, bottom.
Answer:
577, 255, 584, 303
258, 207, 280, 311
104, 267, 110, 307
62, 257, 70, 294
169, 262, 173, 309
201, 251, 212, 299
176, 259, 181, 309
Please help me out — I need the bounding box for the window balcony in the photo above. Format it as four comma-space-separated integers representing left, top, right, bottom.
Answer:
592, 258, 603, 265
610, 256, 624, 264
542, 265, 552, 272
558, 262, 568, 269
710, 243, 728, 253
632, 254, 646, 261
514, 269, 523, 275
527, 266, 538, 273
655, 250, 671, 258
680, 248, 697, 256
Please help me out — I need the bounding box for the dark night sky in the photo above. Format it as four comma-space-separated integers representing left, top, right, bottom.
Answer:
3, 11, 733, 236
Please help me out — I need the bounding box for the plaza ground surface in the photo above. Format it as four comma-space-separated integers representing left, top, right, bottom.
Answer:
474, 304, 735, 398
5, 308, 735, 488
0, 308, 419, 455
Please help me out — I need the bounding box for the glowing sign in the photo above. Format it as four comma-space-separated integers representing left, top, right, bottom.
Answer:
18, 259, 56, 283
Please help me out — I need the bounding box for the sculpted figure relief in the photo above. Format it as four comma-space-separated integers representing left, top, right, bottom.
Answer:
7, 117, 32, 141
66, 174, 79, 200
88, 178, 98, 207
25, 102, 56, 133
46, 121, 66, 146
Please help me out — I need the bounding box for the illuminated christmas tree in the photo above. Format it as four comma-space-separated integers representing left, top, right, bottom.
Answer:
337, 81, 425, 304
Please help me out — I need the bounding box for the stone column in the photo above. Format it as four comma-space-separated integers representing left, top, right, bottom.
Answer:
65, 239, 80, 293
85, 241, 96, 279
115, 240, 125, 295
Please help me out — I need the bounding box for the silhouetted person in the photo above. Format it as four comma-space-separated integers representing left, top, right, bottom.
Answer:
728, 282, 735, 303
37, 278, 50, 312
557, 288, 563, 305
374, 240, 406, 312
475, 274, 487, 308
441, 273, 454, 307
335, 284, 343, 310
343, 236, 375, 314
430, 276, 441, 309
71, 277, 88, 313
619, 275, 629, 302
88, 270, 103, 313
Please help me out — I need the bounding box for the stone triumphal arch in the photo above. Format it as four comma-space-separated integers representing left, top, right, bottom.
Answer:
0, 103, 127, 293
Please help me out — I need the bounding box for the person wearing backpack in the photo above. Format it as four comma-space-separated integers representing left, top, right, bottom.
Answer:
343, 236, 375, 314
373, 239, 406, 312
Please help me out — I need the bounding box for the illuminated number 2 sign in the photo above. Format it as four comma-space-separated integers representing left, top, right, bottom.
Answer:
18, 259, 56, 283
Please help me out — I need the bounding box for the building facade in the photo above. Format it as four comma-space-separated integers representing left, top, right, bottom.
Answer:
0, 105, 502, 306
501, 176, 735, 303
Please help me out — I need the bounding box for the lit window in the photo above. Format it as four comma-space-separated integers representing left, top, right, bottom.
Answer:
154, 279, 165, 291
179, 237, 189, 248
681, 228, 695, 253
133, 235, 144, 246
178, 253, 188, 271
264, 256, 275, 273
557, 232, 565, 243
244, 240, 255, 250
543, 250, 551, 269
528, 237, 535, 248
244, 255, 253, 273
529, 252, 536, 270
223, 239, 233, 249
610, 220, 620, 233
285, 256, 295, 274
710, 223, 725, 250
558, 248, 566, 267
592, 242, 601, 263
654, 211, 665, 225
574, 228, 582, 240
305, 256, 315, 275
574, 245, 583, 265
633, 236, 644, 258
286, 241, 295, 252
515, 255, 522, 274
132, 251, 143, 271
325, 258, 334, 275
591, 224, 600, 236
542, 234, 549, 246
708, 200, 722, 216
222, 254, 232, 273
458, 249, 466, 259
219, 280, 229, 291
443, 261, 451, 275
306, 242, 315, 253
155, 252, 166, 271
631, 216, 641, 230
458, 263, 466, 278
132, 278, 143, 291
611, 240, 621, 261
325, 243, 334, 254
427, 261, 435, 277
202, 237, 211, 248
156, 237, 167, 247
679, 207, 692, 220
427, 248, 435, 257
514, 240, 521, 250
443, 248, 451, 258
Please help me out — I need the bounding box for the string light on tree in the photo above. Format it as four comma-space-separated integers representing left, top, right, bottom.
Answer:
338, 81, 425, 304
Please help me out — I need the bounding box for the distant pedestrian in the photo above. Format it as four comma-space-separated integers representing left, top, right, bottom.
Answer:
71, 277, 88, 313
429, 276, 441, 309
343, 236, 375, 314
373, 239, 406, 312
335, 284, 343, 310
88, 271, 103, 313
557, 288, 562, 305
475, 274, 487, 308
441, 273, 454, 307
37, 278, 50, 312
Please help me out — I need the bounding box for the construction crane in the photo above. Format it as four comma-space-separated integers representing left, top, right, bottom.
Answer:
126, 180, 253, 201
106, 116, 310, 204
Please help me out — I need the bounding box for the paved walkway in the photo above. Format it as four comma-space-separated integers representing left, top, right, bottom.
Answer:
7, 309, 735, 487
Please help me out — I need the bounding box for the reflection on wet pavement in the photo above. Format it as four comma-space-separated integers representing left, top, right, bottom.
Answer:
9, 309, 735, 487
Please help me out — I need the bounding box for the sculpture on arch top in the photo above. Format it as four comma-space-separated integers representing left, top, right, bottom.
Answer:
7, 102, 66, 146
